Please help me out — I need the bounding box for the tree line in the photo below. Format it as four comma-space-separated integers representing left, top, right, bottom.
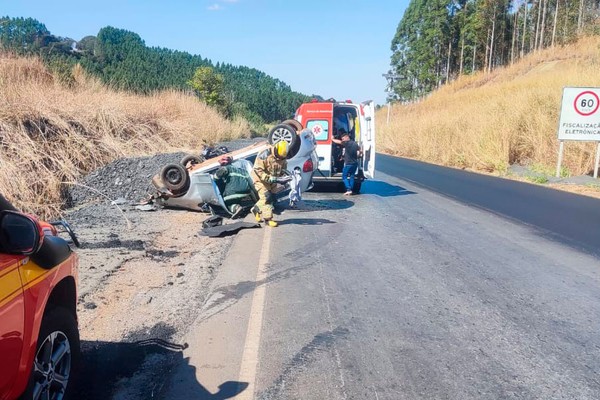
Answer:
0, 17, 310, 124
389, 0, 600, 101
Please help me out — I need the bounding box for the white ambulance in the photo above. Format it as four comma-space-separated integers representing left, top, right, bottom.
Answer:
267, 99, 376, 193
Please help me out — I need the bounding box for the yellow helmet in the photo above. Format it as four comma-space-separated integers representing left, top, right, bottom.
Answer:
273, 141, 289, 159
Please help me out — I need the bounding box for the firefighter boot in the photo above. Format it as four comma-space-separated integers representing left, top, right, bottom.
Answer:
265, 219, 278, 227
251, 205, 262, 222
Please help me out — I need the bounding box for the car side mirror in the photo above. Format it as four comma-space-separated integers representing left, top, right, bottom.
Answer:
0, 211, 42, 255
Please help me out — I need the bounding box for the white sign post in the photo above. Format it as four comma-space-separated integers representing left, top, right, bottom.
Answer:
557, 87, 600, 178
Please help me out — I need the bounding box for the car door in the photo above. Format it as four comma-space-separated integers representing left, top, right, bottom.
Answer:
0, 254, 25, 400
360, 100, 376, 179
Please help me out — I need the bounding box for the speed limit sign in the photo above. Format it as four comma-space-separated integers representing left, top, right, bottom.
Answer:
558, 87, 600, 141
574, 91, 600, 116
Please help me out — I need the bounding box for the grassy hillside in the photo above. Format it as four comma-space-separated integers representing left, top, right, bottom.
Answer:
0, 17, 311, 124
0, 54, 249, 217
378, 36, 600, 177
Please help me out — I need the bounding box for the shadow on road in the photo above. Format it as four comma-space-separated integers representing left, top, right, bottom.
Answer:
295, 199, 355, 211
311, 182, 345, 193
74, 339, 247, 399
273, 199, 354, 214
361, 180, 416, 197
167, 359, 249, 399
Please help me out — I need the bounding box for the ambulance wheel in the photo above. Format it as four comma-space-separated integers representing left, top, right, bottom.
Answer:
180, 155, 202, 168
160, 164, 189, 194
268, 124, 298, 150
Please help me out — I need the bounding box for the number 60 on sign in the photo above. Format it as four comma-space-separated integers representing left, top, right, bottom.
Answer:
556, 87, 600, 179
558, 87, 600, 141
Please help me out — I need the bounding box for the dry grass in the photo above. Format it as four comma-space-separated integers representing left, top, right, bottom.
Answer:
0, 55, 250, 218
378, 36, 600, 176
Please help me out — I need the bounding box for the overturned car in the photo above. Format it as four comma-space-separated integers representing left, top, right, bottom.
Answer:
152, 129, 318, 215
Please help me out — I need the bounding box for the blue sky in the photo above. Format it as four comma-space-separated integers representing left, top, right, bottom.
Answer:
3, 0, 408, 105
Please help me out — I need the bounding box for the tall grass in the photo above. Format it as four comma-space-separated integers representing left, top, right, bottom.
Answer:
378, 36, 600, 176
0, 55, 250, 217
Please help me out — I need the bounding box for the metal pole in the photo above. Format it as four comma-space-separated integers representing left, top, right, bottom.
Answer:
382, 73, 399, 127
556, 140, 564, 178
594, 142, 600, 179
387, 103, 391, 125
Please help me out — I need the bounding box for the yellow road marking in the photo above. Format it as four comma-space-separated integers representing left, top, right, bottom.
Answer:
237, 226, 272, 399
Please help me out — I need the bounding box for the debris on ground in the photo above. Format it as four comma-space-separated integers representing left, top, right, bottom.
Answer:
134, 204, 158, 212
199, 220, 261, 237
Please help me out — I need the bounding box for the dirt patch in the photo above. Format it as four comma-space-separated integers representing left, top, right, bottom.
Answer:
67, 201, 232, 399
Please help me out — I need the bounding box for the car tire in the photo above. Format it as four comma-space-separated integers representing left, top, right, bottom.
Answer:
180, 155, 202, 169
281, 119, 303, 133
22, 307, 80, 400
268, 124, 300, 158
160, 164, 189, 194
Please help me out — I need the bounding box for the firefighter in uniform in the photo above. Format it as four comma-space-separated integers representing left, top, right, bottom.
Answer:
251, 141, 289, 227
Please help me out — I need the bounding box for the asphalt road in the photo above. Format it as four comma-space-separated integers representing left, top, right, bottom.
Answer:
377, 154, 600, 256
162, 155, 600, 400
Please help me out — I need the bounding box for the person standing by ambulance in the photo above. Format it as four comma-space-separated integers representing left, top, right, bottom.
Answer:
332, 132, 362, 195
251, 141, 289, 227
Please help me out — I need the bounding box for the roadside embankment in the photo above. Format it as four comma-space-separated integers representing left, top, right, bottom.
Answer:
378, 36, 600, 180
68, 200, 231, 400
0, 54, 250, 218
63, 139, 261, 399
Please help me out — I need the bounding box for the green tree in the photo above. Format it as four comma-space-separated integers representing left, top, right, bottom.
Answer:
77, 35, 96, 55
389, 0, 570, 101
188, 66, 226, 109
391, 0, 454, 101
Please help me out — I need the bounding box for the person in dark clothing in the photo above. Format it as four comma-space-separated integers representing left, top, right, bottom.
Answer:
331, 128, 345, 173
214, 160, 255, 218
332, 132, 362, 195
0, 193, 17, 211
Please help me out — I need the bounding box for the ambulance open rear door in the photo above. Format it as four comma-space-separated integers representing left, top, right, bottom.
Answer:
360, 100, 376, 179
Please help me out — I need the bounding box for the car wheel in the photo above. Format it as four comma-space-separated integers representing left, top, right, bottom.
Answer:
281, 119, 303, 133
160, 164, 190, 194
268, 124, 299, 149
180, 155, 202, 169
22, 307, 80, 400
